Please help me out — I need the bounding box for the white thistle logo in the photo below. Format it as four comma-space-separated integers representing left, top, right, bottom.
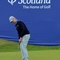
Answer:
8, 0, 16, 5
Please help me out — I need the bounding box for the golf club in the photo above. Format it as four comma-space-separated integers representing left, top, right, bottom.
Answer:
14, 42, 20, 60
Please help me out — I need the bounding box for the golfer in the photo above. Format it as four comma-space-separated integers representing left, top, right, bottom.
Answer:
9, 16, 30, 60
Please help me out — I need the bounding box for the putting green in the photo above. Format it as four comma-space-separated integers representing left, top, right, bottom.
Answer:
0, 50, 60, 60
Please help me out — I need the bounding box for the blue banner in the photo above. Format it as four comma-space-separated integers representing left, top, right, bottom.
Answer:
0, 0, 60, 45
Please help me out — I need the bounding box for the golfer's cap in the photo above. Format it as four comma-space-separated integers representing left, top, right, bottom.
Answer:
9, 16, 15, 22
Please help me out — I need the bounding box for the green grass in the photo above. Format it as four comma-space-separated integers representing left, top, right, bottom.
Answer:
0, 39, 19, 52
0, 39, 60, 52
0, 50, 60, 60
0, 39, 60, 60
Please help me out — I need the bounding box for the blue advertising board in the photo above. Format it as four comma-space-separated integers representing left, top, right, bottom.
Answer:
0, 0, 60, 45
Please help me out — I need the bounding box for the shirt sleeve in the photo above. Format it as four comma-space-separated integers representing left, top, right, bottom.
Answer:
17, 30, 20, 39
19, 21, 25, 37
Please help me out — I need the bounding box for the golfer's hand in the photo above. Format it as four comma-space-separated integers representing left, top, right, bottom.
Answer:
19, 37, 22, 43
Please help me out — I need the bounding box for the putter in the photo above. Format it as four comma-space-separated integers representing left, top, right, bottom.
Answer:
14, 42, 20, 60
